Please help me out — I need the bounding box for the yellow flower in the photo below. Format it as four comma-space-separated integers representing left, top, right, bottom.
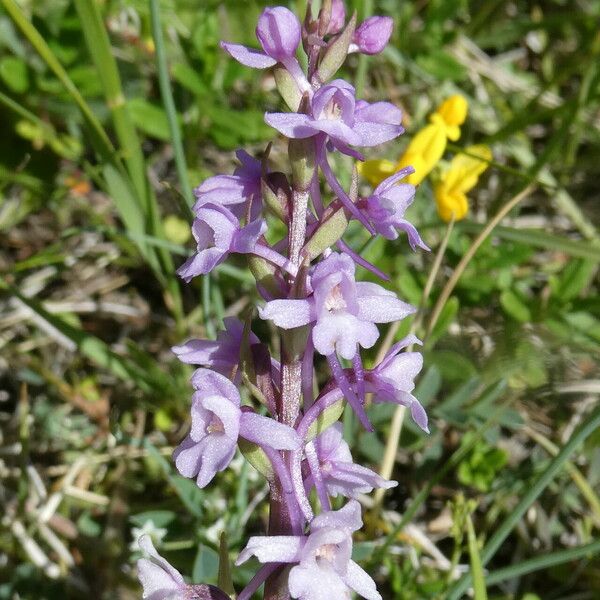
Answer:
357, 159, 397, 187
359, 95, 469, 188
396, 95, 469, 185
434, 145, 492, 222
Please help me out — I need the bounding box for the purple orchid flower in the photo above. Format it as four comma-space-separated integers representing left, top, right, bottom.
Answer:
221, 7, 310, 93
137, 535, 229, 600
350, 16, 394, 55
236, 500, 381, 600
193, 150, 262, 216
366, 334, 429, 432
265, 80, 403, 150
177, 203, 296, 282
306, 423, 397, 499
259, 252, 415, 360
172, 317, 259, 377
174, 369, 300, 488
359, 168, 429, 251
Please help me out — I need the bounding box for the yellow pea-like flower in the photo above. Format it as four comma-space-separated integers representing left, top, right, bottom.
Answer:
357, 159, 397, 187
434, 145, 492, 222
359, 95, 470, 188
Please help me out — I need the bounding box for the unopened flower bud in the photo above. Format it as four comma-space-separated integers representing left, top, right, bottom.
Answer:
327, 0, 346, 34
256, 7, 301, 61
353, 16, 393, 55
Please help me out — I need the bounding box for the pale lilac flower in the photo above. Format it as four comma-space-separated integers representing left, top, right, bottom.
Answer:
137, 534, 186, 600
351, 16, 393, 55
177, 203, 265, 282
327, 0, 346, 35
172, 317, 258, 377
220, 7, 310, 95
236, 501, 381, 600
177, 204, 297, 282
193, 150, 262, 215
265, 80, 403, 149
221, 7, 300, 68
174, 369, 300, 488
366, 334, 429, 432
259, 252, 415, 360
359, 168, 429, 250
306, 423, 397, 498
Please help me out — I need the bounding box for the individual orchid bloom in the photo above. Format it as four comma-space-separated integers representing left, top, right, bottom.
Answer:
265, 80, 403, 150
350, 16, 394, 55
365, 334, 429, 432
259, 252, 415, 360
306, 423, 397, 498
359, 167, 429, 251
172, 317, 259, 377
174, 369, 301, 488
434, 144, 492, 222
220, 7, 310, 93
193, 150, 262, 216
359, 94, 469, 187
177, 203, 296, 282
236, 500, 381, 600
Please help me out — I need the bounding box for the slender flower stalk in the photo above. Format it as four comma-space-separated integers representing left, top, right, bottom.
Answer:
137, 3, 429, 599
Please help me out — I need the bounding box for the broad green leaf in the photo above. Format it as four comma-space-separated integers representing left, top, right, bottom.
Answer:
0, 55, 28, 92
128, 98, 172, 142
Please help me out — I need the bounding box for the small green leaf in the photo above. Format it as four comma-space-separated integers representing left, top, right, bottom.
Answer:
238, 438, 274, 480
302, 207, 348, 261
0, 55, 29, 93
500, 289, 532, 322
128, 98, 172, 141
306, 398, 346, 442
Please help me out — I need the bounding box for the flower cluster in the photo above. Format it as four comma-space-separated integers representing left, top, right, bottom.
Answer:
360, 95, 491, 222
137, 4, 428, 600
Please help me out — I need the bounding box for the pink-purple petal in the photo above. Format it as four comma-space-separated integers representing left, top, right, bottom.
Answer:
220, 42, 277, 68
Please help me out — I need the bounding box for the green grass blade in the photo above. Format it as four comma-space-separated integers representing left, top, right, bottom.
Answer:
466, 514, 488, 600
73, 0, 148, 207
447, 404, 600, 599
0, 0, 117, 165
149, 0, 194, 215
484, 539, 600, 587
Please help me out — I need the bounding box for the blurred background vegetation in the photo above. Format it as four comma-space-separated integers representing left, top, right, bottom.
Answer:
0, 0, 599, 598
